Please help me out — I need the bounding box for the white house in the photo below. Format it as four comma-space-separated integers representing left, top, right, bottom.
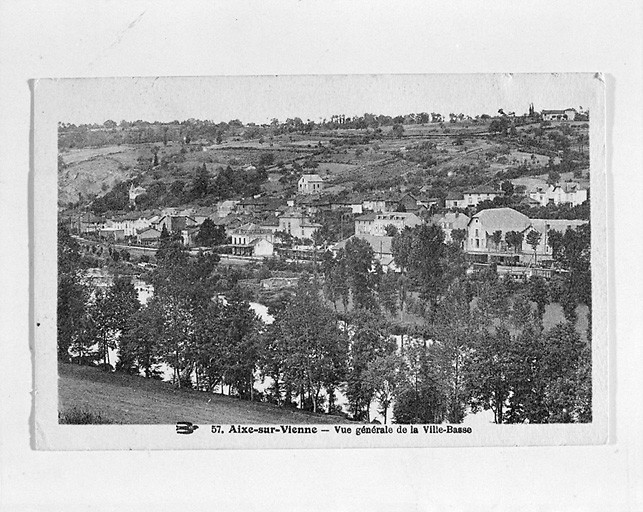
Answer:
354, 212, 377, 236
529, 182, 588, 207
465, 207, 588, 264
370, 212, 422, 236
298, 174, 325, 195
462, 186, 502, 207
230, 223, 274, 246
429, 212, 470, 243
445, 191, 465, 209
278, 209, 322, 240
466, 207, 532, 254
361, 192, 387, 213
541, 108, 577, 121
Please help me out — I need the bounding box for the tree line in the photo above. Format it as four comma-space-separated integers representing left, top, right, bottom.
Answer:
58, 221, 592, 423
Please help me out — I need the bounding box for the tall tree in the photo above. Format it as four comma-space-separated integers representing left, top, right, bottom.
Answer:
393, 339, 446, 424
265, 276, 348, 413
117, 300, 163, 378
194, 218, 226, 246
432, 282, 474, 423
346, 309, 396, 421
344, 237, 379, 311
505, 230, 524, 253
221, 288, 261, 400
525, 229, 542, 264
491, 230, 503, 251
192, 162, 210, 199
57, 223, 87, 360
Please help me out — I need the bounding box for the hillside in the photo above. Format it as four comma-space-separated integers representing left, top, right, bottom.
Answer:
58, 363, 350, 425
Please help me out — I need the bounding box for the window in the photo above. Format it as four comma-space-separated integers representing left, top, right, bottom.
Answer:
475, 229, 479, 237
476, 239, 480, 248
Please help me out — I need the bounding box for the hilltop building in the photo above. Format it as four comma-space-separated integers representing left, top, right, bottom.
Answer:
298, 174, 325, 195
541, 108, 577, 121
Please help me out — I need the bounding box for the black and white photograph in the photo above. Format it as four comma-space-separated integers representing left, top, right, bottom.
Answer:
3, 2, 642, 510
32, 73, 608, 449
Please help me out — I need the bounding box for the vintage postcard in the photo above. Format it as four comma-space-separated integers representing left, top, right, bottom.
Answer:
33, 73, 608, 449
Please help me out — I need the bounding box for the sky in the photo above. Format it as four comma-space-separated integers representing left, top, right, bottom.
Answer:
40, 73, 601, 126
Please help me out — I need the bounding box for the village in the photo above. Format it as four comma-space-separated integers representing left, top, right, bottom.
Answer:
63, 161, 589, 279
57, 105, 593, 426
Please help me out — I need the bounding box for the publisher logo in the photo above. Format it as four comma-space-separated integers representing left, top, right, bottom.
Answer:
176, 422, 199, 435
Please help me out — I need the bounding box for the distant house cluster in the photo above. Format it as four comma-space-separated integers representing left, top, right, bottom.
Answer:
541, 108, 577, 122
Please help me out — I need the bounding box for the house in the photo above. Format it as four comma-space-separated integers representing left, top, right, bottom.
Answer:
154, 215, 199, 234
137, 227, 162, 246
230, 223, 275, 246
520, 219, 588, 261
429, 212, 470, 243
519, 196, 543, 208
298, 174, 325, 194
229, 223, 275, 257
236, 196, 265, 214
465, 207, 588, 264
191, 207, 218, 225
259, 215, 281, 233
98, 227, 126, 241
529, 182, 588, 207
339, 194, 364, 214
370, 212, 423, 236
445, 191, 465, 209
354, 212, 377, 236
278, 209, 322, 240
296, 194, 325, 215
397, 193, 419, 212
129, 183, 147, 205
541, 108, 577, 121
230, 237, 274, 258
216, 200, 238, 218
466, 207, 532, 256
333, 234, 397, 272
362, 192, 387, 212
105, 212, 154, 237
78, 212, 106, 234
462, 185, 501, 207
416, 195, 440, 210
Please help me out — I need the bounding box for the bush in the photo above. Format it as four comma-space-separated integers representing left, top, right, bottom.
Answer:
59, 407, 114, 424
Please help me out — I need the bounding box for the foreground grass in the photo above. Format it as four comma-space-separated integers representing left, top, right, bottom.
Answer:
59, 363, 350, 425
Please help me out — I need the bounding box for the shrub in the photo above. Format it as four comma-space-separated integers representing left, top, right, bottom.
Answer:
59, 407, 114, 424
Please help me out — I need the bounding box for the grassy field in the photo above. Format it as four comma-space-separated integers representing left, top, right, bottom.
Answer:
59, 363, 350, 425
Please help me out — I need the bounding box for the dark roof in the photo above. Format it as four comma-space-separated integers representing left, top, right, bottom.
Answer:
355, 212, 377, 221
463, 185, 499, 195
446, 191, 464, 200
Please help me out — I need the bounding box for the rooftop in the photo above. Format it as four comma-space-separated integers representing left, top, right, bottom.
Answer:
472, 207, 532, 233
